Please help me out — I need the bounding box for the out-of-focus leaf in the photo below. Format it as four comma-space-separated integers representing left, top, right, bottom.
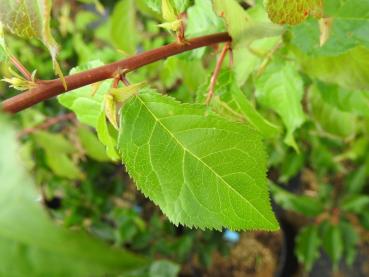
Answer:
255, 61, 305, 150
33, 131, 84, 180
111, 0, 138, 54
271, 183, 324, 217
77, 126, 110, 162
339, 221, 359, 266
316, 82, 369, 118
291, 0, 369, 56
185, 0, 224, 38
149, 260, 180, 277
0, 115, 147, 276
296, 46, 369, 91
295, 225, 321, 272
118, 91, 279, 231
341, 195, 369, 214
322, 222, 344, 270
308, 84, 357, 139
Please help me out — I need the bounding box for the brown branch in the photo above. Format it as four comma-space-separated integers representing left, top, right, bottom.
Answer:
17, 113, 76, 138
1, 32, 232, 114
206, 42, 231, 105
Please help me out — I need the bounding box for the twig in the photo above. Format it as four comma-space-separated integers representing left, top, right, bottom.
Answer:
10, 55, 33, 81
1, 32, 232, 113
206, 42, 231, 105
17, 112, 76, 138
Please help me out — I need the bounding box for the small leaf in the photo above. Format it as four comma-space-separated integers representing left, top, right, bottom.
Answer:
161, 0, 178, 22
118, 91, 279, 231
295, 225, 321, 272
104, 94, 119, 130
255, 61, 305, 150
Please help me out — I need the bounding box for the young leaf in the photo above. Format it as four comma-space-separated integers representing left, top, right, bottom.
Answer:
341, 195, 369, 214
295, 225, 321, 272
255, 61, 305, 150
0, 115, 147, 276
118, 91, 279, 231
0, 0, 66, 87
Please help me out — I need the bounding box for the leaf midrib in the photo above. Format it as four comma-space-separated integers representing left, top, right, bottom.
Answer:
136, 95, 275, 228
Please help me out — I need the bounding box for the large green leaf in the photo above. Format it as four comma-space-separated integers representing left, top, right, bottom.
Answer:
295, 225, 321, 272
58, 60, 119, 161
118, 91, 279, 231
291, 0, 369, 56
0, 0, 64, 83
0, 115, 147, 276
111, 0, 138, 54
255, 61, 305, 150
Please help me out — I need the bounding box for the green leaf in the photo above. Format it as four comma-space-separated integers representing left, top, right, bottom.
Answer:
77, 126, 110, 162
271, 183, 324, 217
58, 60, 119, 161
296, 46, 369, 91
339, 221, 359, 266
295, 225, 321, 272
118, 91, 279, 231
255, 61, 305, 150
0, 22, 9, 62
33, 131, 84, 180
0, 115, 147, 276
291, 0, 369, 56
111, 0, 138, 54
0, 0, 65, 86
322, 222, 344, 270
308, 84, 357, 139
